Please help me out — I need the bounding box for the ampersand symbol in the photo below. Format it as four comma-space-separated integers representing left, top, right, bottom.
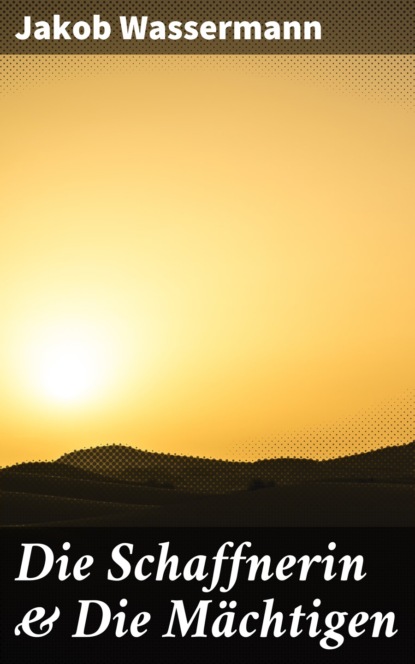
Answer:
15, 606, 60, 637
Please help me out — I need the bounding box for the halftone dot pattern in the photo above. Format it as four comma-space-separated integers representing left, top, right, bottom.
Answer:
0, 1, 414, 53
1, 393, 413, 525
0, 47, 414, 524
234, 389, 415, 460
0, 55, 414, 109
1, 392, 414, 481
1, 439, 413, 524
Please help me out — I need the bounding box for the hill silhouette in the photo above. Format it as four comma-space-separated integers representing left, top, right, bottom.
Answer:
1, 442, 413, 526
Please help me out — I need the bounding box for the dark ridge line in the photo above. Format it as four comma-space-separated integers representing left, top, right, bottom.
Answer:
50, 439, 415, 464
1, 439, 414, 471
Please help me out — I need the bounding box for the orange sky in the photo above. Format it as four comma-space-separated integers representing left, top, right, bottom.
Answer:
1, 57, 414, 465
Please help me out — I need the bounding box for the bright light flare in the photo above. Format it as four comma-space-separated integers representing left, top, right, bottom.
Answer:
39, 340, 98, 403
23, 321, 113, 406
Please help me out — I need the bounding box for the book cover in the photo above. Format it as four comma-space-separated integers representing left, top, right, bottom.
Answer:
1, 2, 414, 662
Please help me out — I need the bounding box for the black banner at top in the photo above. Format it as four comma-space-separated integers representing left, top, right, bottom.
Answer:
0, 0, 414, 54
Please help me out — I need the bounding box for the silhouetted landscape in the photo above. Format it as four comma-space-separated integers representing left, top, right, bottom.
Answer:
1, 442, 414, 526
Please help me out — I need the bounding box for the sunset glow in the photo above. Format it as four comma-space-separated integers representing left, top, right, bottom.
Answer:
0, 59, 414, 466
34, 335, 101, 404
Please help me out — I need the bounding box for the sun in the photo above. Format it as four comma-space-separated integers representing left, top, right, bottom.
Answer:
23, 321, 111, 406
39, 339, 98, 403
